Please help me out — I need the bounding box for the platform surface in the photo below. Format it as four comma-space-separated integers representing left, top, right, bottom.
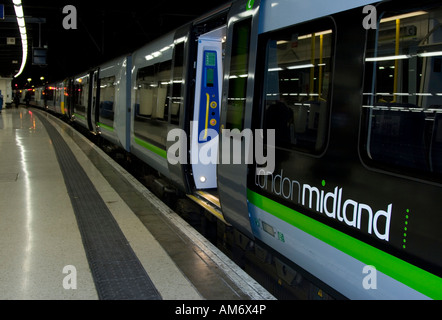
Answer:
0, 107, 275, 300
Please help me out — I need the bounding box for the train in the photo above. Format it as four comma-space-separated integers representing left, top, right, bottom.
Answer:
30, 0, 442, 299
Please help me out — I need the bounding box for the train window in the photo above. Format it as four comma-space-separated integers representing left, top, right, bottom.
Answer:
55, 87, 60, 103
134, 60, 172, 149
362, 6, 442, 181
259, 20, 334, 153
226, 18, 251, 131
45, 87, 54, 103
136, 65, 155, 118
135, 60, 171, 121
73, 75, 89, 117
171, 42, 184, 125
99, 76, 116, 123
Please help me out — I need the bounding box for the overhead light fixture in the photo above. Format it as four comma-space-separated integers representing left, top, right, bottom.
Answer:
298, 29, 333, 40
380, 11, 427, 23
418, 51, 442, 58
17, 17, 25, 27
366, 51, 442, 62
287, 63, 315, 70
365, 55, 410, 62
12, 0, 28, 78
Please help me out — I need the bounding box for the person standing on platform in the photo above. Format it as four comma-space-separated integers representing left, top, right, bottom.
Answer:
25, 91, 31, 107
14, 91, 20, 108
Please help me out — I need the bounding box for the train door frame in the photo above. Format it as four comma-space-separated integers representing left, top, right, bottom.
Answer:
124, 55, 132, 152
217, 0, 261, 239
65, 78, 74, 119
174, 5, 230, 195
85, 72, 93, 131
90, 68, 100, 133
190, 26, 226, 190
72, 72, 92, 130
166, 24, 193, 193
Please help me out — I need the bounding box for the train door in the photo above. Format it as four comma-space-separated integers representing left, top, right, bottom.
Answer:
190, 26, 225, 189
65, 78, 74, 119
90, 69, 100, 132
217, 0, 261, 238
73, 73, 90, 130
166, 26, 191, 192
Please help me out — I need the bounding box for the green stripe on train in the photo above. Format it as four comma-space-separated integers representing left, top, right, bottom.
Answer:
134, 137, 167, 159
73, 113, 85, 120
247, 189, 442, 300
98, 122, 114, 132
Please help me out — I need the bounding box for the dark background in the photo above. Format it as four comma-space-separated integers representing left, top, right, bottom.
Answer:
0, 0, 230, 88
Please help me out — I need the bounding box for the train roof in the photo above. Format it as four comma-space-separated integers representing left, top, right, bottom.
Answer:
259, 0, 383, 33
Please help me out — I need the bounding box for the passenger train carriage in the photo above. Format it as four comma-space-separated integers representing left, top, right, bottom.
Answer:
33, 0, 442, 299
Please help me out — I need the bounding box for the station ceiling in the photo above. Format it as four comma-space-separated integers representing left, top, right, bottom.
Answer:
0, 0, 230, 87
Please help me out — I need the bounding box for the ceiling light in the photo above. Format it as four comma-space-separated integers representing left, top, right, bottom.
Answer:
12, 0, 28, 78
380, 11, 427, 23
14, 4, 23, 18
287, 63, 314, 70
365, 55, 409, 62
418, 51, 442, 58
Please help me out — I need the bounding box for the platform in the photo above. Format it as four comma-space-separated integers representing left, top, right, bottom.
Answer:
0, 107, 275, 300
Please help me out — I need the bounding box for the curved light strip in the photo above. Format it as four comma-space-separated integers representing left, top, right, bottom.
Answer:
12, 0, 28, 78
